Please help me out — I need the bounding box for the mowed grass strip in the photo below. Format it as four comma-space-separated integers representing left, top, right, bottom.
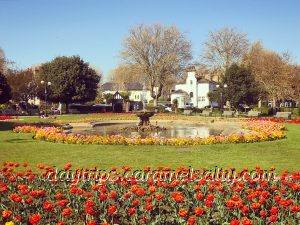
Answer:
0, 116, 299, 173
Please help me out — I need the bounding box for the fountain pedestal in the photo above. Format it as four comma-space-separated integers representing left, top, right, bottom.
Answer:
136, 111, 155, 126
121, 111, 166, 132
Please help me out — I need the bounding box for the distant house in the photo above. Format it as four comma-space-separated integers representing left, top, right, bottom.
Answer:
101, 82, 153, 103
171, 68, 218, 109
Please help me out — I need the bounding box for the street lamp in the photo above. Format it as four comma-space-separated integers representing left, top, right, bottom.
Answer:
41, 80, 51, 117
216, 84, 227, 113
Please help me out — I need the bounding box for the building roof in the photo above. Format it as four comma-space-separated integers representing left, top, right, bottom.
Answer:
196, 77, 218, 84
175, 76, 219, 85
125, 82, 143, 90
172, 89, 188, 94
102, 82, 116, 91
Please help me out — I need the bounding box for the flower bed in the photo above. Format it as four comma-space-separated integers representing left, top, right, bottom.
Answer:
12, 120, 286, 146
0, 116, 14, 121
247, 118, 300, 124
1, 162, 299, 225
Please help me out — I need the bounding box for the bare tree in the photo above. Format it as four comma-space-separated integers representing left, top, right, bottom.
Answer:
121, 24, 192, 106
289, 66, 300, 105
0, 47, 14, 75
108, 64, 144, 90
0, 48, 6, 74
201, 27, 249, 81
244, 42, 293, 108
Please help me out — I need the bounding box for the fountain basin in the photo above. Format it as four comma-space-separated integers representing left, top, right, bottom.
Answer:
71, 120, 246, 139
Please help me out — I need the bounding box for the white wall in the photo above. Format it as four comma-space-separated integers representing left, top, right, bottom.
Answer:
102, 90, 153, 103
174, 71, 197, 107
129, 90, 152, 103
197, 83, 210, 108
28, 97, 41, 106
171, 93, 187, 109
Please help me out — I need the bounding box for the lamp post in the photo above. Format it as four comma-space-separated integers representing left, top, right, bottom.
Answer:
216, 84, 227, 113
41, 80, 51, 117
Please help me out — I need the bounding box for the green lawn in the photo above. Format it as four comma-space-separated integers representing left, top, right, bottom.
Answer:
0, 115, 299, 173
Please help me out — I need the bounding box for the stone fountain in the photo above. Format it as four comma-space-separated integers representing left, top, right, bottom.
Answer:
122, 111, 166, 132
136, 111, 155, 126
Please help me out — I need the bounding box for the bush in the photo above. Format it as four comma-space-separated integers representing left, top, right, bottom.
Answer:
252, 107, 272, 116
69, 104, 111, 113
279, 107, 300, 116
0, 104, 10, 109
212, 108, 221, 113
145, 105, 166, 113
176, 108, 184, 114
193, 108, 203, 113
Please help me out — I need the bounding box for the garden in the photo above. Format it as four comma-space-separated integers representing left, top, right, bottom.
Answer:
1, 114, 300, 224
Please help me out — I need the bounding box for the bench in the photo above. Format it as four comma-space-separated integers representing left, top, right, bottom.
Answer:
201, 111, 212, 117
183, 109, 193, 116
222, 111, 235, 117
247, 111, 261, 118
274, 112, 292, 119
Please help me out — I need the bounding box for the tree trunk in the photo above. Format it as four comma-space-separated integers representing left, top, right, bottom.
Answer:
272, 96, 276, 115
258, 100, 262, 108
153, 98, 158, 107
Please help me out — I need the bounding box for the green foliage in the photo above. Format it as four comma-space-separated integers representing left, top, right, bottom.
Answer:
223, 64, 261, 108
0, 103, 10, 109
145, 105, 166, 112
172, 99, 178, 108
176, 108, 184, 114
208, 89, 222, 104
279, 107, 300, 116
103, 93, 114, 104
119, 91, 130, 100
212, 108, 221, 113
192, 108, 203, 113
252, 107, 272, 116
87, 91, 106, 105
6, 69, 38, 102
0, 72, 11, 104
38, 56, 100, 108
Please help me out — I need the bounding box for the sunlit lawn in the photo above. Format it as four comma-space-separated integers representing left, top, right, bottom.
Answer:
0, 114, 299, 173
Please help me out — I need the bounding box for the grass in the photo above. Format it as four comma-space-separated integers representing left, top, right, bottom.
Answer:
0, 114, 299, 173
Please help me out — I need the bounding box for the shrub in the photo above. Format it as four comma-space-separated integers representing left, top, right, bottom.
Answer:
145, 105, 166, 113
69, 104, 111, 113
252, 107, 272, 116
192, 108, 203, 113
279, 107, 300, 116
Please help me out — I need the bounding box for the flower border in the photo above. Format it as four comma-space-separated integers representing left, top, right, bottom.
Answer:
12, 119, 286, 146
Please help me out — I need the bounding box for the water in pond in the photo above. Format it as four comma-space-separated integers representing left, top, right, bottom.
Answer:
72, 122, 223, 138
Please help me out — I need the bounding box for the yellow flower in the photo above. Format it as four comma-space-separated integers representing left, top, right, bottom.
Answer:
5, 221, 15, 225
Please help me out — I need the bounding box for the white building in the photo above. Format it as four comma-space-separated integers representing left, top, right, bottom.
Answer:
171, 70, 218, 109
101, 82, 153, 103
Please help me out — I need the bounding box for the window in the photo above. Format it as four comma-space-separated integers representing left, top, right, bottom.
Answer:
190, 80, 193, 85
190, 92, 193, 98
198, 96, 206, 101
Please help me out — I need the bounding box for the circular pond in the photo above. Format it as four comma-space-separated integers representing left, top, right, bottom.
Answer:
71, 120, 245, 138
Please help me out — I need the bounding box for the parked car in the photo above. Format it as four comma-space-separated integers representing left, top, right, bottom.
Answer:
165, 107, 172, 112
184, 103, 193, 109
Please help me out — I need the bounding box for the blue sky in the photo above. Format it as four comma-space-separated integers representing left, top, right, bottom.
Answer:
1, 0, 299, 81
